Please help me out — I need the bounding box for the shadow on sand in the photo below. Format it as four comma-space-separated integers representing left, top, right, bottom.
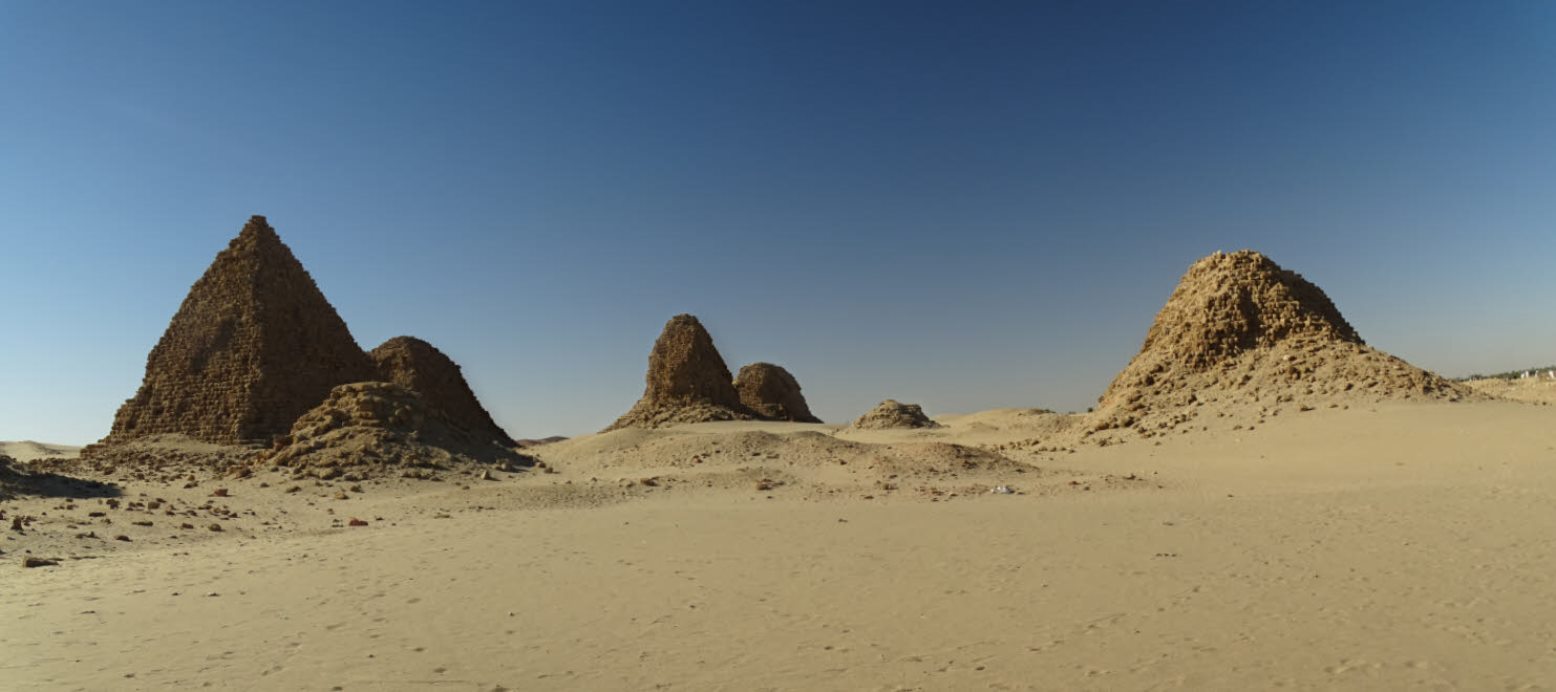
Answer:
0, 463, 122, 501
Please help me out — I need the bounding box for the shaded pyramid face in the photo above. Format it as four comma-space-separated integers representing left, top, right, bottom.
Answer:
605, 314, 754, 430
370, 336, 515, 446
104, 216, 375, 446
735, 362, 821, 423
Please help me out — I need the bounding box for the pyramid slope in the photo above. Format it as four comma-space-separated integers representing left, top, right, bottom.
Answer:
1091, 250, 1471, 437
370, 336, 514, 446
102, 216, 374, 446
606, 314, 755, 430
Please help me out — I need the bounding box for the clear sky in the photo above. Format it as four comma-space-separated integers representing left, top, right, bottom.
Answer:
3, 1, 1554, 444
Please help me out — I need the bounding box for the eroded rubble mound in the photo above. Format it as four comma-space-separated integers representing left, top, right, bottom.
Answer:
852, 400, 941, 430
734, 362, 822, 423
606, 314, 756, 430
98, 216, 375, 447
370, 336, 515, 446
261, 382, 528, 480
1090, 250, 1472, 438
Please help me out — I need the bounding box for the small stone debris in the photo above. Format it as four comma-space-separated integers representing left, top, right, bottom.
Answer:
207, 523, 223, 532
23, 557, 60, 568
990, 485, 1015, 495
639, 477, 659, 487
114, 535, 132, 542
211, 488, 229, 497
348, 518, 369, 527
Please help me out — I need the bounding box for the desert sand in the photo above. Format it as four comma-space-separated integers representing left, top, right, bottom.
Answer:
5, 225, 1553, 690
0, 441, 82, 463
4, 400, 1555, 691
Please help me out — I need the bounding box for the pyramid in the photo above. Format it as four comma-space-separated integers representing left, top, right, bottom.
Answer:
370, 336, 514, 446
605, 314, 755, 430
101, 216, 375, 446
262, 382, 528, 479
1091, 250, 1470, 436
735, 362, 822, 423
852, 399, 940, 430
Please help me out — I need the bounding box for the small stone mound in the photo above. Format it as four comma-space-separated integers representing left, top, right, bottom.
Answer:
606, 314, 756, 430
370, 336, 514, 446
1090, 250, 1473, 438
98, 215, 375, 448
734, 362, 822, 423
260, 382, 528, 480
852, 400, 941, 430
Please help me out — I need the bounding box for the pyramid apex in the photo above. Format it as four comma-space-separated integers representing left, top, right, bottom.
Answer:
237, 215, 277, 240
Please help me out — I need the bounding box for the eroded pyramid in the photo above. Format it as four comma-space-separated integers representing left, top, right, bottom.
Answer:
852, 399, 940, 430
102, 216, 375, 446
735, 362, 822, 423
262, 382, 528, 479
1091, 250, 1470, 436
605, 314, 755, 430
370, 336, 514, 446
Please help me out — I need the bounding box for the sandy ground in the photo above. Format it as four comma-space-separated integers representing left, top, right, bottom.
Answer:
1, 441, 82, 463
4, 400, 1555, 691
1464, 376, 1556, 404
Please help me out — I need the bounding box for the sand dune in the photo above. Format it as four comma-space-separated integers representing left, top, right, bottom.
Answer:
5, 399, 1555, 690
0, 440, 81, 462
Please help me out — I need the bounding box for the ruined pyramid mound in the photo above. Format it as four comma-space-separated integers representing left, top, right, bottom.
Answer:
261, 382, 527, 480
734, 362, 822, 423
852, 400, 941, 430
605, 314, 756, 430
1091, 250, 1471, 437
370, 336, 514, 446
101, 216, 374, 447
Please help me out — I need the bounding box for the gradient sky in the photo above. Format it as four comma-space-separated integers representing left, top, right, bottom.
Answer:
3, 1, 1555, 444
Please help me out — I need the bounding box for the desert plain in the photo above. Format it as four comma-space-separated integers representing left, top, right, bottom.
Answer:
3, 219, 1554, 691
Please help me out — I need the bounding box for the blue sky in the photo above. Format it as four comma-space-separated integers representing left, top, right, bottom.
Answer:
3, 1, 1554, 444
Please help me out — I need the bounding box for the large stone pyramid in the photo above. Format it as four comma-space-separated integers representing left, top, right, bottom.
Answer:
370, 336, 514, 446
102, 216, 375, 446
605, 314, 756, 430
1090, 250, 1469, 436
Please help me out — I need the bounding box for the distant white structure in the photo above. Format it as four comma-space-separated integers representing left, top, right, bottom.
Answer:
1547, 370, 1555, 381
1521, 371, 1532, 379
